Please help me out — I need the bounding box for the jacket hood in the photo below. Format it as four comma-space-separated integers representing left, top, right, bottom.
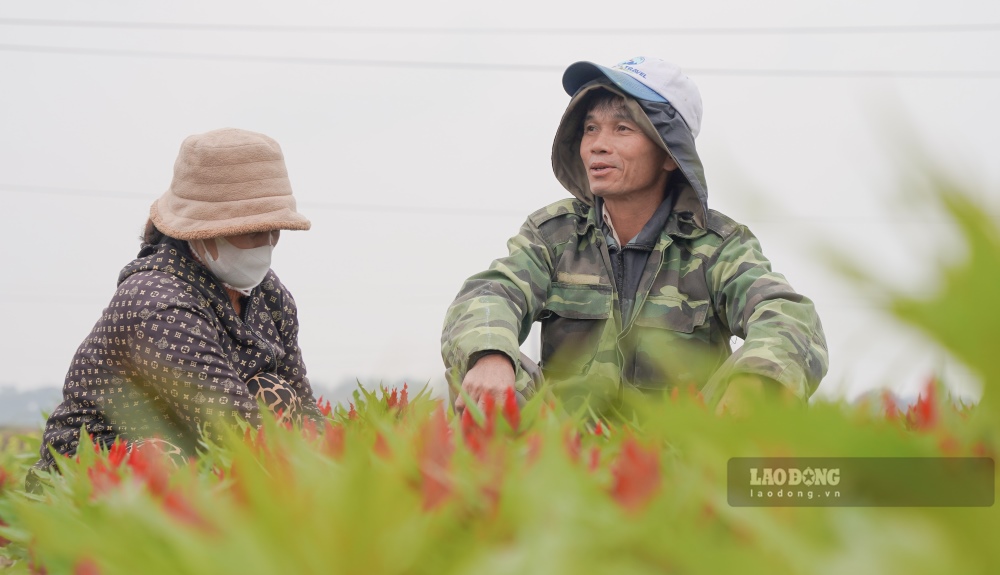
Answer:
551, 81, 709, 229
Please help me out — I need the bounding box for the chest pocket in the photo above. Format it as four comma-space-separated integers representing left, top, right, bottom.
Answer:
539, 282, 612, 377
631, 295, 719, 391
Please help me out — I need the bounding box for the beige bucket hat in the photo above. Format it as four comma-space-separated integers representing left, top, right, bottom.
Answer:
149, 128, 311, 240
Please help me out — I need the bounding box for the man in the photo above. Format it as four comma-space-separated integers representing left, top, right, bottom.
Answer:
441, 57, 828, 416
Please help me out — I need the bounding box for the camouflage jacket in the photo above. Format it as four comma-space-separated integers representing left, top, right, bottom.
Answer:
441, 80, 828, 412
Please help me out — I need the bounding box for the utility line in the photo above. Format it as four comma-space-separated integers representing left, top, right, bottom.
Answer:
1, 44, 997, 78
2, 17, 999, 35
0, 184, 526, 217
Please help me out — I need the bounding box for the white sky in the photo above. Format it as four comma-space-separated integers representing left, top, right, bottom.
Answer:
1, 1, 998, 402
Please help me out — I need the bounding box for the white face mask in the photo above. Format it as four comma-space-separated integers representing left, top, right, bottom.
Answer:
192, 236, 273, 295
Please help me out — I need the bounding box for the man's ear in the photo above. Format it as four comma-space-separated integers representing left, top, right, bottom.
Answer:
663, 153, 678, 173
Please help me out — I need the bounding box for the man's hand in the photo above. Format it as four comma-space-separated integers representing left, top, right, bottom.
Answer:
714, 374, 797, 416
455, 353, 515, 414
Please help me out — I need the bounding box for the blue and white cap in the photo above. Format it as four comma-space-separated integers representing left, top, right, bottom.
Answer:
562, 56, 704, 138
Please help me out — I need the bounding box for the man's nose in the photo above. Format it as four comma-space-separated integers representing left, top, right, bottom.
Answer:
588, 131, 611, 153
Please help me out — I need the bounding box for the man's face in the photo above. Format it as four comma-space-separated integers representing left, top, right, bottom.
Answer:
579, 104, 675, 202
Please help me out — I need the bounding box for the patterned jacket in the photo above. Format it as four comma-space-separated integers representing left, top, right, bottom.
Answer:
441, 80, 828, 412
38, 240, 321, 467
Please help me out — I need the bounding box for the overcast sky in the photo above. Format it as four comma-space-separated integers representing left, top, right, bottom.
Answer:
1, 1, 998, 403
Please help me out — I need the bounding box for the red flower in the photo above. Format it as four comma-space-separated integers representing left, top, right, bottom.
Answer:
418, 406, 452, 510
594, 420, 604, 436
386, 387, 399, 409
610, 438, 661, 512
882, 390, 899, 422
87, 460, 122, 496
400, 383, 410, 410
502, 386, 520, 432
564, 430, 581, 462
588, 446, 601, 472
163, 490, 212, 532
74, 557, 100, 575
322, 421, 346, 459
126, 443, 170, 497
906, 379, 938, 431
373, 432, 392, 459
348, 402, 358, 420
317, 396, 332, 417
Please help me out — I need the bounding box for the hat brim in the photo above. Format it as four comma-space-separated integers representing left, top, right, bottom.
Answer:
562, 61, 667, 104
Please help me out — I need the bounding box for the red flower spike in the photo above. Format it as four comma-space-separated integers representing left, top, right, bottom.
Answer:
87, 460, 122, 497
126, 444, 171, 497
301, 417, 318, 442
482, 393, 496, 439
610, 438, 662, 512
882, 391, 899, 422
163, 490, 213, 532
348, 402, 358, 420
461, 407, 476, 438
373, 432, 392, 459
418, 406, 453, 510
906, 380, 938, 431
525, 433, 542, 465
387, 388, 399, 409
107, 440, 128, 468
594, 421, 604, 436
400, 383, 409, 409
322, 421, 346, 459
564, 430, 582, 462
317, 396, 333, 417
502, 386, 521, 432
938, 435, 960, 456
73, 557, 100, 575
588, 446, 601, 472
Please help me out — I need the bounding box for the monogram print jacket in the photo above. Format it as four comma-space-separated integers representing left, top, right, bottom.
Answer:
441, 81, 828, 413
38, 239, 321, 467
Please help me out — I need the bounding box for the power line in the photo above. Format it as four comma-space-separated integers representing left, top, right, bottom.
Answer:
0, 184, 526, 217
1, 44, 997, 78
2, 17, 999, 36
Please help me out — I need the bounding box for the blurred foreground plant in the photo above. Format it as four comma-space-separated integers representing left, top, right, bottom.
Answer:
0, 180, 996, 575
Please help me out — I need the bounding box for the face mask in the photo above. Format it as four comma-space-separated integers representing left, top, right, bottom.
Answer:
192, 236, 273, 295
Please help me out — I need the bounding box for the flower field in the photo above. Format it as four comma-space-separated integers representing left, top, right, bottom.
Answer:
0, 184, 996, 574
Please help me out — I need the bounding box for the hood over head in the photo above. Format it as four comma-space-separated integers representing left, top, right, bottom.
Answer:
552, 58, 709, 229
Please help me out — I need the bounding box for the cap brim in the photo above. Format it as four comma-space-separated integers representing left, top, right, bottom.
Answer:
562, 61, 668, 103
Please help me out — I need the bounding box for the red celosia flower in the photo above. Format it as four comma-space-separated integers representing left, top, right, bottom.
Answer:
322, 421, 346, 458
400, 383, 409, 410
73, 557, 100, 575
610, 438, 661, 512
163, 490, 212, 532
461, 408, 485, 457
882, 391, 899, 421
301, 417, 319, 442
87, 460, 122, 496
126, 444, 170, 497
938, 435, 960, 456
906, 379, 938, 431
594, 420, 604, 436
348, 402, 358, 420
588, 446, 601, 472
564, 430, 581, 462
317, 396, 333, 417
418, 406, 453, 510
373, 432, 392, 458
107, 440, 128, 468
482, 394, 496, 439
386, 387, 399, 409
502, 386, 520, 432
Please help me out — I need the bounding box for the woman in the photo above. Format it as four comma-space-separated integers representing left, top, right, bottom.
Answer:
36, 128, 322, 470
